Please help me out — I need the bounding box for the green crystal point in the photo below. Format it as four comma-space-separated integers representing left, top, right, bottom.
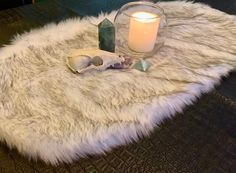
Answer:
132, 59, 150, 72
98, 18, 115, 52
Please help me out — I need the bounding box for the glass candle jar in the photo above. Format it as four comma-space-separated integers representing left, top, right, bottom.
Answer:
114, 1, 167, 58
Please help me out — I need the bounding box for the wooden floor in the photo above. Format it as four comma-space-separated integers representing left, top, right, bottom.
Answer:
0, 0, 235, 172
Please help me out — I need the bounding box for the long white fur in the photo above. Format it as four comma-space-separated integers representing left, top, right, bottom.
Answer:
0, 1, 235, 164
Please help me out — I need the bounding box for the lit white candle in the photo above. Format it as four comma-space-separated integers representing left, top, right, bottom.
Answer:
128, 12, 160, 52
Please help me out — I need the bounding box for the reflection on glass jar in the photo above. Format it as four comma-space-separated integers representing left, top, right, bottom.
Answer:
114, 1, 167, 59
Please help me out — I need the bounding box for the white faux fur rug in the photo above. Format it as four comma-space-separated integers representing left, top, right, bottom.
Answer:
0, 1, 235, 164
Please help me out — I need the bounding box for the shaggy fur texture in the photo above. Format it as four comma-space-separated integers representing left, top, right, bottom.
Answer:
0, 1, 235, 164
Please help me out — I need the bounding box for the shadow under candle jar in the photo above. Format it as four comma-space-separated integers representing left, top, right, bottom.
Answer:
114, 1, 167, 58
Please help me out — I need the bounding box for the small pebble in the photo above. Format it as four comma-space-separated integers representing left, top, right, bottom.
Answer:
91, 56, 103, 66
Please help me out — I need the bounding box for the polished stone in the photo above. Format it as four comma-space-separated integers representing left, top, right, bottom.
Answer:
98, 18, 115, 52
91, 56, 103, 66
132, 59, 150, 72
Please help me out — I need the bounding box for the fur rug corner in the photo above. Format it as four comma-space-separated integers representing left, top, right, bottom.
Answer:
0, 1, 235, 164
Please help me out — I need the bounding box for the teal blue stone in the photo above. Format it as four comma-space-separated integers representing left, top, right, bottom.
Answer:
132, 59, 150, 72
98, 18, 115, 52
